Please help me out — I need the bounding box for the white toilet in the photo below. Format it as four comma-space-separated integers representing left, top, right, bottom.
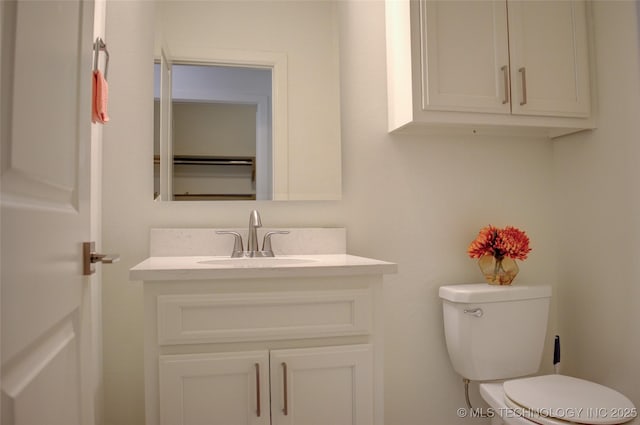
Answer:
439, 284, 637, 425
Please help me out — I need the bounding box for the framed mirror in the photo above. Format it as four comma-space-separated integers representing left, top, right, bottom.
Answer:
153, 0, 342, 201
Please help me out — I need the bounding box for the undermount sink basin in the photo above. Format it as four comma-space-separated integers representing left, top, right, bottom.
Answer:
197, 257, 318, 267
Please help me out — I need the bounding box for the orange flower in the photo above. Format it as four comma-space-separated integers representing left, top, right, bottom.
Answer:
467, 225, 531, 261
495, 226, 531, 261
467, 225, 498, 258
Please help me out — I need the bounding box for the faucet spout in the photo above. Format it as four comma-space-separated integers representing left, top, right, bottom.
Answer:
247, 210, 262, 255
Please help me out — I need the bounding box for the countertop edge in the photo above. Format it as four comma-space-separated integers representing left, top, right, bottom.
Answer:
129, 254, 398, 282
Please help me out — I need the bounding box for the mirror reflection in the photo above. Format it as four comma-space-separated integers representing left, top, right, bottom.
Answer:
152, 0, 342, 201
154, 64, 272, 200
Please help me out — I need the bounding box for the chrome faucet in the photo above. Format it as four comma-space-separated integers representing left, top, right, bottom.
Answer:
216, 210, 289, 257
247, 209, 262, 256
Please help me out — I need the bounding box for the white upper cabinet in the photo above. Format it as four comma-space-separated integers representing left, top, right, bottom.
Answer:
421, 1, 511, 113
386, 0, 595, 138
507, 1, 591, 117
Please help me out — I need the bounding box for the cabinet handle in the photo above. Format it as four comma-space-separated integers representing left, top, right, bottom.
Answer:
519, 67, 527, 105
255, 363, 261, 417
501, 65, 509, 104
282, 362, 289, 416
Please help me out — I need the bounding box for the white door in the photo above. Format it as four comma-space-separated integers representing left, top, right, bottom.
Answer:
508, 0, 591, 117
420, 0, 510, 113
158, 351, 270, 425
1, 0, 97, 424
270, 345, 374, 425
158, 49, 173, 201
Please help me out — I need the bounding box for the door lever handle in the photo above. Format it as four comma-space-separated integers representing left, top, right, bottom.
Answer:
91, 252, 120, 264
83, 241, 120, 275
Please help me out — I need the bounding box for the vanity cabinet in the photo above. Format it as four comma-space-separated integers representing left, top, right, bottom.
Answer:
386, 0, 595, 138
131, 228, 396, 425
159, 345, 373, 425
140, 275, 386, 425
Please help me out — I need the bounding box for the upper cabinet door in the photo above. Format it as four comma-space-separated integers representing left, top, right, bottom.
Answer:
421, 1, 510, 113
508, 1, 591, 117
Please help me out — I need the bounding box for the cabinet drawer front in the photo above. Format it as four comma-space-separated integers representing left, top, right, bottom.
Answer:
157, 289, 373, 345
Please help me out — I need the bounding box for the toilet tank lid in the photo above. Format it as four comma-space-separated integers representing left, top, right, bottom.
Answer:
439, 284, 551, 303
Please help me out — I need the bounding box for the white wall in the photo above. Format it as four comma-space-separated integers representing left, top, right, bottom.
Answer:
553, 0, 640, 407
172, 102, 256, 156
103, 1, 640, 425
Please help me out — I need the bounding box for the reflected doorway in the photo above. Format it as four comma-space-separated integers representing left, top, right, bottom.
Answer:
153, 63, 272, 200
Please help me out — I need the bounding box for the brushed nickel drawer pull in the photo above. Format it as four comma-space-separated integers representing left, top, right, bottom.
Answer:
282, 362, 289, 416
255, 363, 261, 417
519, 67, 527, 105
501, 65, 509, 104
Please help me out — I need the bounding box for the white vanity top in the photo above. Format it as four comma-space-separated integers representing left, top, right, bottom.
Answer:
130, 254, 397, 281
130, 228, 397, 281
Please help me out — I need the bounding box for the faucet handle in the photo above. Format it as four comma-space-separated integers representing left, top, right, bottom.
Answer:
261, 231, 290, 256
215, 231, 244, 257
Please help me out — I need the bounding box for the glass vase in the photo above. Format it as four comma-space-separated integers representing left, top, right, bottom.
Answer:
478, 254, 519, 285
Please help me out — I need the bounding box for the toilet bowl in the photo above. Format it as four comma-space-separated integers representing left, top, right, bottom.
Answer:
439, 284, 637, 425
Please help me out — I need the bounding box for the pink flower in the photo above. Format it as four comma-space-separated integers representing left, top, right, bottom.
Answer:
467, 225, 531, 261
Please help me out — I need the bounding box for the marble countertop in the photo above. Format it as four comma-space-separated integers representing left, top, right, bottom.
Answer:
130, 254, 398, 281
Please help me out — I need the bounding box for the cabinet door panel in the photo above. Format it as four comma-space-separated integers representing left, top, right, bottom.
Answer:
508, 0, 590, 117
421, 0, 510, 113
270, 345, 373, 425
159, 351, 270, 425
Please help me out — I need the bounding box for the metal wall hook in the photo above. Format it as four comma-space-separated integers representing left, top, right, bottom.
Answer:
93, 37, 109, 79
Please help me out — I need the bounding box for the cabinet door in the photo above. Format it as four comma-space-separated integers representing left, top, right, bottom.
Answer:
270, 345, 374, 425
159, 351, 270, 425
508, 0, 590, 117
421, 1, 510, 113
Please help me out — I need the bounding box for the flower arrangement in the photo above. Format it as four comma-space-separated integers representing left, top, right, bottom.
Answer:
468, 225, 531, 261
468, 225, 531, 285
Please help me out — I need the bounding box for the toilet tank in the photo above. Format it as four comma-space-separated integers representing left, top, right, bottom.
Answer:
439, 284, 551, 381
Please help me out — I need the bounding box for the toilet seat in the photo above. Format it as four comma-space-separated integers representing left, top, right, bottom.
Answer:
503, 375, 637, 425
